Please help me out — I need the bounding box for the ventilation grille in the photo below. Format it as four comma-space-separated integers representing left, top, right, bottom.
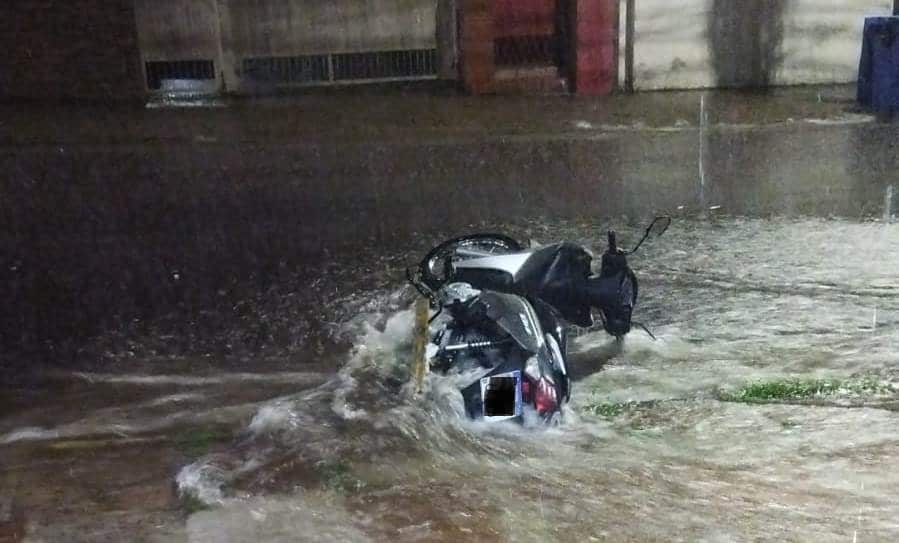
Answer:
145, 60, 215, 90
241, 49, 437, 85
242, 55, 329, 84
332, 49, 437, 81
494, 36, 559, 67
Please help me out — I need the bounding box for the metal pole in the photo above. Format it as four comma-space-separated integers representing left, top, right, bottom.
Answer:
894, 0, 898, 16
211, 0, 228, 93
612, 0, 620, 90
625, 0, 635, 92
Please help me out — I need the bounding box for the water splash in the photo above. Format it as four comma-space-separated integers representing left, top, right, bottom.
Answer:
176, 461, 227, 504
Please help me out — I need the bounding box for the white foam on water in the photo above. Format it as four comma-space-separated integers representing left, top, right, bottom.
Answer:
804, 114, 875, 126
249, 403, 298, 433
331, 308, 415, 422
176, 460, 226, 504
0, 422, 140, 444
174, 298, 428, 508
166, 219, 899, 539
146, 392, 206, 406
248, 399, 311, 434
0, 426, 60, 444
185, 495, 373, 543
71, 371, 322, 386
2, 400, 263, 446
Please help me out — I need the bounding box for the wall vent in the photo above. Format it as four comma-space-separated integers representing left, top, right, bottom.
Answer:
332, 49, 437, 81
242, 55, 330, 84
494, 36, 559, 67
145, 60, 215, 90
241, 49, 437, 86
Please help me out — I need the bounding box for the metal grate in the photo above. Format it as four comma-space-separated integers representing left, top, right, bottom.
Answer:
332, 49, 437, 81
242, 55, 329, 84
239, 49, 438, 87
145, 60, 215, 90
494, 35, 560, 67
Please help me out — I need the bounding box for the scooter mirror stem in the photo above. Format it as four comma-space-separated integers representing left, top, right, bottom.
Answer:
627, 216, 672, 256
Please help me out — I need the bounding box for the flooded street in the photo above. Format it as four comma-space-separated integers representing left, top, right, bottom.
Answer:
2, 88, 899, 542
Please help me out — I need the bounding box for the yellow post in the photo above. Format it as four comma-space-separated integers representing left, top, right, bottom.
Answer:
410, 297, 431, 394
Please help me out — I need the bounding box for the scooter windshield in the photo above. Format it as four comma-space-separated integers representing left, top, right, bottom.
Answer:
478, 291, 545, 354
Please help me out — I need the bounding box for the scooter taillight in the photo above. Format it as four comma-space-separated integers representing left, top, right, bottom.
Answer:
532, 377, 558, 414
521, 379, 531, 402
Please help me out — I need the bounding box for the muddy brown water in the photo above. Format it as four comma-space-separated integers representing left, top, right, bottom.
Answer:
2, 91, 898, 541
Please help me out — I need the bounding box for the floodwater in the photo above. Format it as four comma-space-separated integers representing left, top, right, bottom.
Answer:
2, 88, 899, 542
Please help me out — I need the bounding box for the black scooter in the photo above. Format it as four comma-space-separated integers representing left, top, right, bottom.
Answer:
407, 217, 670, 424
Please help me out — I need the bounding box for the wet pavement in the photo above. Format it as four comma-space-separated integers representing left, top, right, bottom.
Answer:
1, 86, 898, 542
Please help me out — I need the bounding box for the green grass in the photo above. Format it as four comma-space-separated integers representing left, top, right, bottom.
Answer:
719, 377, 892, 404
581, 398, 631, 419
174, 427, 232, 458
582, 377, 895, 418
315, 460, 366, 494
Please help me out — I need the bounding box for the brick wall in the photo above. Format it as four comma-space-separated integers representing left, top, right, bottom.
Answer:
0, 0, 145, 101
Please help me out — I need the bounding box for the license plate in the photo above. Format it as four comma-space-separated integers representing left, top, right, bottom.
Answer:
480, 370, 522, 421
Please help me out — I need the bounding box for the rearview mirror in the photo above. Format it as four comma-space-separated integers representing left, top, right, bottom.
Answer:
627, 216, 671, 255
649, 216, 672, 237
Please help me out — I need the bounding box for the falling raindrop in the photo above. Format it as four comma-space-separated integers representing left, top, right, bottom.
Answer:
699, 95, 707, 214
884, 184, 894, 224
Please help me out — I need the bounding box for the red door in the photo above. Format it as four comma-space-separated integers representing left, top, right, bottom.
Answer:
459, 0, 617, 95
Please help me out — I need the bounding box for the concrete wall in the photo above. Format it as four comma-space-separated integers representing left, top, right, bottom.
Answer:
133, 0, 224, 91
134, 0, 223, 61
631, 0, 892, 90
134, 0, 437, 91
3, 0, 889, 100
219, 0, 436, 89
221, 0, 435, 56
132, 0, 893, 94
0, 0, 144, 101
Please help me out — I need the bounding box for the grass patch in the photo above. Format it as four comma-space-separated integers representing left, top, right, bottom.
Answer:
315, 460, 366, 494
174, 427, 232, 458
719, 377, 893, 404
581, 398, 632, 419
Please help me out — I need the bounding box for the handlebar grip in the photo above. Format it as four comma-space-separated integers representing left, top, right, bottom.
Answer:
586, 274, 634, 337
607, 230, 618, 254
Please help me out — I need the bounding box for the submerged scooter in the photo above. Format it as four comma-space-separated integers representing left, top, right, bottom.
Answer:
407, 217, 670, 424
